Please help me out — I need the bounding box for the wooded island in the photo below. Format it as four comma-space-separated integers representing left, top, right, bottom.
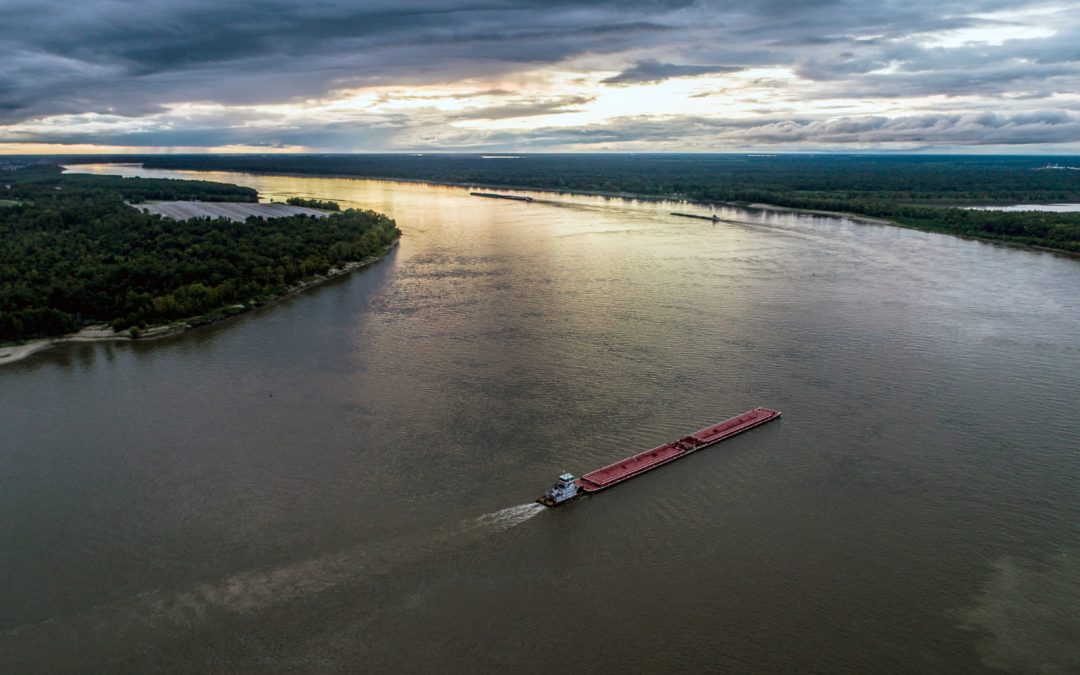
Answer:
0, 166, 399, 341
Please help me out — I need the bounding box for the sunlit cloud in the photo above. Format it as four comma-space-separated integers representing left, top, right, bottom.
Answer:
1, 0, 1078, 153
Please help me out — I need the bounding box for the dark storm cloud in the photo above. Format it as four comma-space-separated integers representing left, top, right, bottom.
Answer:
1, 0, 1079, 149
0, 0, 690, 122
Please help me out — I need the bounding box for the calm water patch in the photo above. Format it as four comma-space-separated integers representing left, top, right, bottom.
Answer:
965, 203, 1080, 212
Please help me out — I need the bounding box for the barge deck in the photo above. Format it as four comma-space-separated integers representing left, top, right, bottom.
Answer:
537, 407, 781, 506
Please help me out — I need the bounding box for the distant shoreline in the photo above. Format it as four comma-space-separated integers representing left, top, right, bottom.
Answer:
68, 163, 1080, 259
208, 169, 1075, 258
0, 237, 399, 367
119, 164, 899, 227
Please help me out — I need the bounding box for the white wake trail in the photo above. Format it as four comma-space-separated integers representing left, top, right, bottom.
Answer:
3, 502, 549, 665
471, 502, 546, 531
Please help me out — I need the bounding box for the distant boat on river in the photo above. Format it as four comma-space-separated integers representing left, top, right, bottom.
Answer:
471, 192, 534, 202
671, 211, 721, 222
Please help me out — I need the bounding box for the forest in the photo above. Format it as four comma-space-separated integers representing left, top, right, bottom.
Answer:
70, 153, 1080, 253
4, 164, 258, 202
0, 166, 400, 341
286, 196, 341, 211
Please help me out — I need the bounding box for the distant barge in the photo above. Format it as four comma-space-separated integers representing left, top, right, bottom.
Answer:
537, 407, 781, 507
471, 192, 534, 202
671, 212, 721, 222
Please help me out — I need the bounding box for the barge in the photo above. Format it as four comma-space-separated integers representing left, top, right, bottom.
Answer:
536, 407, 781, 507
471, 192, 534, 202
671, 211, 721, 222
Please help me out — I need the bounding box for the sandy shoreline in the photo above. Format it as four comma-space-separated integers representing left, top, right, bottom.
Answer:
0, 326, 132, 365
0, 238, 399, 368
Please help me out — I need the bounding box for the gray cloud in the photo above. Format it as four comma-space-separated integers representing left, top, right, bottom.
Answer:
11, 107, 1078, 152
1, 0, 1079, 150
450, 96, 596, 120
602, 59, 742, 84
400, 110, 1080, 151
0, 1, 690, 123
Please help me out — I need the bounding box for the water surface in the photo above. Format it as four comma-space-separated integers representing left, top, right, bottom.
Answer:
965, 203, 1080, 212
2, 165, 1079, 672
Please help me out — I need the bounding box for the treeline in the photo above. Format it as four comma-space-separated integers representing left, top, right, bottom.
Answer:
285, 196, 340, 211
4, 164, 257, 202
718, 195, 1080, 251
78, 153, 1080, 252
115, 153, 1080, 203
0, 181, 399, 341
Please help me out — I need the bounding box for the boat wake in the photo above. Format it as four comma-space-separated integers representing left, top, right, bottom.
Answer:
1, 501, 548, 666
470, 502, 546, 531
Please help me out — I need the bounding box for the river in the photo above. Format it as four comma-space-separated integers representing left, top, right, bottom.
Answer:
2, 164, 1079, 672
965, 204, 1080, 212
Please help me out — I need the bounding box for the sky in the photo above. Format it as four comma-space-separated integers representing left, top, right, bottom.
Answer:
1, 0, 1079, 154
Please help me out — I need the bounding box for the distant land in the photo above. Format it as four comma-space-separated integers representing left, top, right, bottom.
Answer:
0, 165, 400, 348
3, 152, 1078, 350
48, 153, 1080, 254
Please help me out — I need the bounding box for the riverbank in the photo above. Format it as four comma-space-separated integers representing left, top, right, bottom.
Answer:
141, 165, 900, 228
392, 178, 1074, 254
0, 238, 399, 367
69, 163, 1079, 257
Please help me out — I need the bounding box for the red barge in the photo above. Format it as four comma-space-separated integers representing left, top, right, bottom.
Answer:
537, 407, 781, 507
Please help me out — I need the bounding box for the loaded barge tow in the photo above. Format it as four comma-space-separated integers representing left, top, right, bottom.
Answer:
671, 211, 722, 222
537, 407, 780, 507
471, 192, 534, 202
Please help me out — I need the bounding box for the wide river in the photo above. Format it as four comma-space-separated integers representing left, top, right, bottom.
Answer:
2, 165, 1079, 672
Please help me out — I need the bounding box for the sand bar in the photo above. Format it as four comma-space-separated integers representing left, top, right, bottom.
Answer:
133, 201, 329, 221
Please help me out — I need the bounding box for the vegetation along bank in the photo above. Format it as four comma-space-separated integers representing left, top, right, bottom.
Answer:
109, 153, 1080, 254
0, 165, 400, 347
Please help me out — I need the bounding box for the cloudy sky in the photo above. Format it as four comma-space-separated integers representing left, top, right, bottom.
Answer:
2, 0, 1079, 153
